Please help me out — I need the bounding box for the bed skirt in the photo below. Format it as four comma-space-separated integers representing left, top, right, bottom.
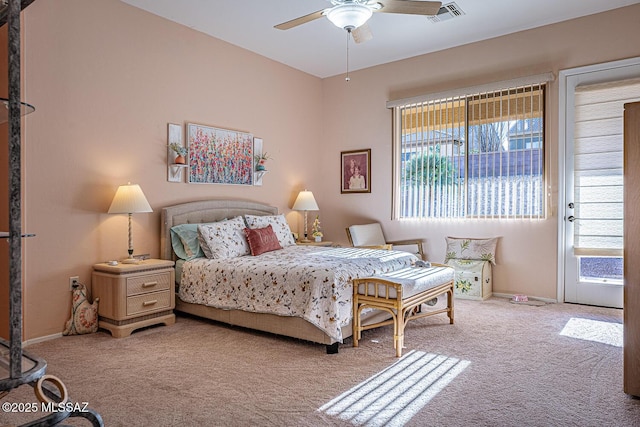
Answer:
174, 295, 391, 346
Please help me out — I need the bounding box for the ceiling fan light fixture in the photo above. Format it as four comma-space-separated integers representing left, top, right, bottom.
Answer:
326, 4, 373, 30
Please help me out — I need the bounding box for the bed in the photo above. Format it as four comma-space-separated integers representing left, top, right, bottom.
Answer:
160, 199, 419, 353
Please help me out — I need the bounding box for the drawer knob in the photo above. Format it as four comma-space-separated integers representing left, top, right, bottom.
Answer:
142, 281, 158, 288
142, 300, 158, 307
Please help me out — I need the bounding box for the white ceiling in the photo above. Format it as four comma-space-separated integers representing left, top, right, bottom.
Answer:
120, 0, 640, 78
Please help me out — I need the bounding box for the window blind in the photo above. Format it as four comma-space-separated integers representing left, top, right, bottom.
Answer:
573, 77, 640, 256
387, 73, 554, 108
392, 74, 551, 220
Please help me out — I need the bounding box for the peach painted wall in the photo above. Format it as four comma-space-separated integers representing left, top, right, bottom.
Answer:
318, 4, 640, 301
6, 0, 640, 340
16, 0, 323, 340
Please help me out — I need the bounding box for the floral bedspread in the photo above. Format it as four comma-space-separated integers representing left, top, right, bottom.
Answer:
178, 246, 417, 342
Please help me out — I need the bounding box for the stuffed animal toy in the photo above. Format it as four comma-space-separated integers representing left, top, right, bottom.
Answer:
63, 282, 99, 335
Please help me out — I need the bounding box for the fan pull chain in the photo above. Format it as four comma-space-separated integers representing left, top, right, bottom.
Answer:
345, 29, 351, 82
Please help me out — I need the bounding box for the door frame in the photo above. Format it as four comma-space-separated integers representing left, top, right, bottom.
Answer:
558, 56, 640, 304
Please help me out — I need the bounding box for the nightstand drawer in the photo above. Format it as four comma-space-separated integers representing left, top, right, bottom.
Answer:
126, 290, 172, 316
126, 272, 171, 296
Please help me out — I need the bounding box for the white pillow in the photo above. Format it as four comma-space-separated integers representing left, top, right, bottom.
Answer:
244, 214, 295, 247
197, 216, 250, 259
444, 236, 498, 265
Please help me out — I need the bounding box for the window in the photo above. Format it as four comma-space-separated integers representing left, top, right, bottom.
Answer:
389, 75, 551, 220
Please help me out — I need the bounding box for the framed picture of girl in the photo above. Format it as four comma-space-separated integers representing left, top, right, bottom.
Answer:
341, 149, 371, 194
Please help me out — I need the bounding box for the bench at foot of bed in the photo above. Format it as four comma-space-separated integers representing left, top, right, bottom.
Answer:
352, 264, 455, 357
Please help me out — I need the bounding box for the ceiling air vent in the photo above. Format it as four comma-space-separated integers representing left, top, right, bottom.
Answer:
428, 2, 466, 23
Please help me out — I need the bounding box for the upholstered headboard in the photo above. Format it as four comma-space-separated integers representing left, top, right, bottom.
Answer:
160, 199, 278, 261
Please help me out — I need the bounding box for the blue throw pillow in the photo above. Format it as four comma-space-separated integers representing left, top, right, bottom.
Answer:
170, 223, 205, 260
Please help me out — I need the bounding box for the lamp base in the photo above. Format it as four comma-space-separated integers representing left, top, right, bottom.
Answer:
121, 257, 141, 264
298, 239, 311, 243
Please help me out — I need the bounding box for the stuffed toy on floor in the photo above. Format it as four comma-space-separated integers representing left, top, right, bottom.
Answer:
63, 282, 99, 335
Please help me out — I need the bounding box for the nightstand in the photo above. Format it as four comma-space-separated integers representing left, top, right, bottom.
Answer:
92, 259, 175, 337
296, 241, 334, 247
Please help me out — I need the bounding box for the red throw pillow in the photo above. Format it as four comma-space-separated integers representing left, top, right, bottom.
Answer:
244, 225, 282, 256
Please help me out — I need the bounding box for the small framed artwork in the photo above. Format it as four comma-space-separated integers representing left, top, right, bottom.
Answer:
341, 148, 371, 193
187, 123, 254, 185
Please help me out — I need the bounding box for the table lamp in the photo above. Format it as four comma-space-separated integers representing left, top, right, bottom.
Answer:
292, 190, 319, 243
108, 183, 152, 263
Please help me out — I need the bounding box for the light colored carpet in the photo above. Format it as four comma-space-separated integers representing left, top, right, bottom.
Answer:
2, 297, 639, 426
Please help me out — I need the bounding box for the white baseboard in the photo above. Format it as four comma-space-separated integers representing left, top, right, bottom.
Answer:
23, 332, 62, 347
492, 292, 558, 304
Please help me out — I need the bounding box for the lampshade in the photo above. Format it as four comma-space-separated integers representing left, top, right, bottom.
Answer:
108, 184, 152, 214
292, 190, 319, 211
326, 3, 373, 30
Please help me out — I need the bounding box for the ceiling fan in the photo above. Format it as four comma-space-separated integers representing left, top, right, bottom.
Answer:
275, 0, 443, 43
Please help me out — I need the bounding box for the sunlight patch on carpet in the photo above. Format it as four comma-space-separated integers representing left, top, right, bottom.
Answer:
560, 317, 623, 347
318, 350, 470, 426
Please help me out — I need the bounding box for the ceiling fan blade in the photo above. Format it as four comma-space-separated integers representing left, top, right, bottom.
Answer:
274, 9, 326, 30
377, 0, 442, 16
352, 24, 373, 44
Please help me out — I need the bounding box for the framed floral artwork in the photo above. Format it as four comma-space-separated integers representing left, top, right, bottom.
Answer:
341, 149, 371, 193
187, 123, 254, 185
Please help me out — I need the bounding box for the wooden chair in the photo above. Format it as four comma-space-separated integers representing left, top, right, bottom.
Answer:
346, 223, 425, 260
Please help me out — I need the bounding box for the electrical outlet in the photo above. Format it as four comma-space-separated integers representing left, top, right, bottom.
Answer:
69, 276, 79, 291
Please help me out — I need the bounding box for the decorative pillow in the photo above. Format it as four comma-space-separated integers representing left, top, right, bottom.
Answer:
444, 237, 498, 264
63, 283, 99, 336
244, 214, 295, 247
244, 225, 282, 256
170, 223, 205, 260
197, 216, 250, 259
